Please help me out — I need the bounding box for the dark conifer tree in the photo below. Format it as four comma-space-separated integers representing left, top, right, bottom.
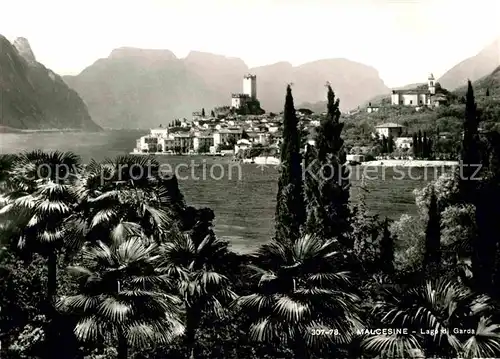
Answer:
475, 132, 500, 294
211, 109, 215, 117
275, 85, 305, 244
303, 85, 351, 247
486, 88, 490, 97
460, 80, 480, 203
417, 130, 423, 158
412, 133, 418, 157
424, 187, 441, 276
379, 218, 394, 274
423, 132, 428, 158
459, 81, 492, 292
381, 136, 388, 154
387, 134, 394, 153
201, 108, 205, 117
350, 181, 380, 270
427, 138, 433, 159
485, 133, 500, 298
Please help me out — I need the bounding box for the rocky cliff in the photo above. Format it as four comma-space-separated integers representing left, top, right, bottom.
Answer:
0, 35, 101, 131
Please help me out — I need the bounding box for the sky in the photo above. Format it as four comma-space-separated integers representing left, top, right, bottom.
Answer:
1, 0, 499, 88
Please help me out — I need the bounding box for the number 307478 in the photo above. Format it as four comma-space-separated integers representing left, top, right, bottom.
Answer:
310, 329, 338, 336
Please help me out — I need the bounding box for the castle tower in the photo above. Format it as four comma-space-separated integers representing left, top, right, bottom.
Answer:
243, 74, 257, 99
428, 73, 436, 95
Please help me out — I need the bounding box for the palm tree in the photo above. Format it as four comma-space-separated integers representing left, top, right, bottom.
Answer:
73, 155, 177, 245
0, 154, 19, 193
159, 230, 238, 358
234, 234, 363, 358
57, 234, 184, 359
362, 278, 500, 358
0, 150, 83, 358
0, 151, 82, 302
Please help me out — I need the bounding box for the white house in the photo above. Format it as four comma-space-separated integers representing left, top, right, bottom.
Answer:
395, 136, 413, 149
367, 103, 380, 113
213, 129, 243, 149
375, 123, 405, 138
138, 135, 159, 152
234, 139, 252, 154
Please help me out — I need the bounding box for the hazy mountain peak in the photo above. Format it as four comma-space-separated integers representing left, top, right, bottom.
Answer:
184, 50, 247, 67
251, 61, 293, 70
12, 37, 36, 64
438, 36, 500, 90
109, 47, 177, 61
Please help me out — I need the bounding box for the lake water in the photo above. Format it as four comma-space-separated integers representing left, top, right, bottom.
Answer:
0, 130, 445, 252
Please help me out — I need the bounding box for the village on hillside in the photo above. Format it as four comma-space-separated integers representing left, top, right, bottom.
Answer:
133, 71, 497, 163
132, 74, 322, 162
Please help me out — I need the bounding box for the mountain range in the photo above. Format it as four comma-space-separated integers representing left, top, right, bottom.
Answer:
0, 35, 101, 132
62, 50, 390, 129
1, 35, 499, 130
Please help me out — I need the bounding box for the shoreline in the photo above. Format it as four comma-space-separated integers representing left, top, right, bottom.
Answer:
129, 152, 228, 157
360, 160, 458, 167
0, 126, 102, 134
128, 154, 458, 168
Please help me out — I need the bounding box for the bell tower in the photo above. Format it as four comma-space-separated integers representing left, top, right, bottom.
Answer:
428, 73, 436, 95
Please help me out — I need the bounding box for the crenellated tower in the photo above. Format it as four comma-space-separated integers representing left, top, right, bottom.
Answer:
243, 74, 257, 99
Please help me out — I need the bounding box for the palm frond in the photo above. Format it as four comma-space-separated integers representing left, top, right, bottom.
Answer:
463, 316, 500, 358
362, 333, 422, 358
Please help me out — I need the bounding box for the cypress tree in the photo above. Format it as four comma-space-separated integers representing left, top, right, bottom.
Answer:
484, 133, 500, 298
275, 85, 305, 244
412, 133, 418, 157
387, 133, 394, 153
424, 187, 441, 276
427, 138, 433, 159
417, 130, 423, 158
423, 132, 428, 158
460, 80, 480, 203
211, 110, 215, 117
379, 218, 394, 274
303, 85, 351, 247
351, 182, 380, 269
475, 132, 500, 294
381, 136, 388, 154
486, 88, 490, 97
201, 108, 205, 117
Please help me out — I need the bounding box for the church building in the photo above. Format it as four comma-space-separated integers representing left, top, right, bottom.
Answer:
391, 74, 446, 107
